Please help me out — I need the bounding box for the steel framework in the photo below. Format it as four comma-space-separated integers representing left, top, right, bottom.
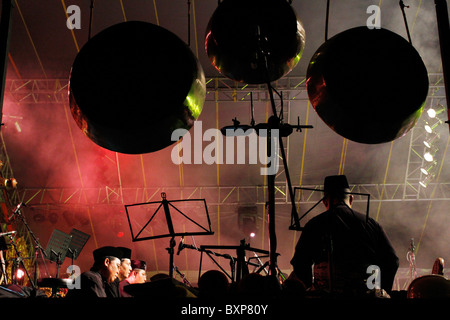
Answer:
3, 74, 449, 209
13, 182, 450, 208
3, 74, 446, 104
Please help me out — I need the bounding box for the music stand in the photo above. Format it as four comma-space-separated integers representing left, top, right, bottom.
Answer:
197, 239, 279, 284
44, 229, 72, 278
289, 186, 371, 231
66, 229, 90, 267
125, 192, 214, 278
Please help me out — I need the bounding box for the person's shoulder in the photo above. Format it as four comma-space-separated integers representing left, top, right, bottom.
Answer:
119, 279, 130, 287
336, 205, 368, 222
303, 211, 327, 228
81, 270, 101, 281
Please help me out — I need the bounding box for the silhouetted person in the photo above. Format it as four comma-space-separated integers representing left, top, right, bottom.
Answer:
198, 270, 230, 298
237, 273, 281, 299
281, 273, 307, 299
290, 175, 399, 298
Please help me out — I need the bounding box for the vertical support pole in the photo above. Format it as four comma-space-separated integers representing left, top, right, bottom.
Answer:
0, 0, 14, 127
267, 123, 277, 277
434, 0, 450, 129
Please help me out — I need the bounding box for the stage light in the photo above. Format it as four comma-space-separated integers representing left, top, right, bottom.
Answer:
16, 268, 25, 280
3, 177, 17, 189
419, 174, 434, 188
11, 264, 26, 285
426, 104, 446, 119
420, 161, 437, 176
424, 147, 438, 162
238, 206, 258, 241
423, 133, 440, 148
424, 119, 443, 133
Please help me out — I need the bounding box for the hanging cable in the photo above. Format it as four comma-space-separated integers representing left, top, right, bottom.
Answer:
325, 0, 331, 41
88, 0, 95, 40
187, 0, 191, 46
399, 1, 412, 44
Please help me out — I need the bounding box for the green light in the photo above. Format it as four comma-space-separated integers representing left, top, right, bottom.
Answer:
183, 76, 206, 119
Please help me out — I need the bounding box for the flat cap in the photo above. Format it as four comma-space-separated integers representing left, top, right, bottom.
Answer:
93, 246, 123, 262
131, 259, 147, 271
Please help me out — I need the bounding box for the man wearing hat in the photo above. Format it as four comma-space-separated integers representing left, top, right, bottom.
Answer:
290, 175, 399, 298
105, 247, 132, 298
66, 246, 123, 298
119, 259, 147, 297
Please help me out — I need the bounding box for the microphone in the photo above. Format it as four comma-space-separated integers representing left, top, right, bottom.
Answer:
177, 237, 185, 255
409, 238, 415, 253
0, 231, 16, 237
8, 202, 26, 222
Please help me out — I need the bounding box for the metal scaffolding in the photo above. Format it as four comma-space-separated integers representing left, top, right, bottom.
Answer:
14, 182, 450, 208
3, 74, 449, 209
4, 74, 446, 104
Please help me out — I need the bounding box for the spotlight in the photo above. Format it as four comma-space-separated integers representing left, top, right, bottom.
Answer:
3, 177, 17, 189
11, 263, 26, 285
423, 133, 440, 148
419, 174, 435, 188
16, 268, 25, 280
238, 206, 258, 241
424, 147, 438, 162
420, 161, 437, 176
424, 119, 443, 133
426, 104, 446, 119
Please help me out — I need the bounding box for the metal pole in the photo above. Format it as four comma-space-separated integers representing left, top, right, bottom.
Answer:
434, 0, 450, 129
0, 0, 14, 128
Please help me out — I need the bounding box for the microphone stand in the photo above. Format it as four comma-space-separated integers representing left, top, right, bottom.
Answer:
12, 206, 49, 286
220, 29, 313, 277
7, 234, 35, 290
50, 250, 63, 279
173, 264, 193, 287
407, 238, 417, 284
181, 243, 238, 283
166, 236, 176, 279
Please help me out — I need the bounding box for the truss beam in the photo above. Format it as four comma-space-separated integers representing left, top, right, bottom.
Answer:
15, 183, 450, 208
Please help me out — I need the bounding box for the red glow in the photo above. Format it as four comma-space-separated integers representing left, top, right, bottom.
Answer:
117, 231, 124, 238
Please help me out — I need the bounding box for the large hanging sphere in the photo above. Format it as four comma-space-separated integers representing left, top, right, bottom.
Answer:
69, 21, 206, 154
306, 27, 429, 144
205, 0, 306, 84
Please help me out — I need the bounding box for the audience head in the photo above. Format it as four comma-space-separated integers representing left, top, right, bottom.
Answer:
198, 270, 230, 298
